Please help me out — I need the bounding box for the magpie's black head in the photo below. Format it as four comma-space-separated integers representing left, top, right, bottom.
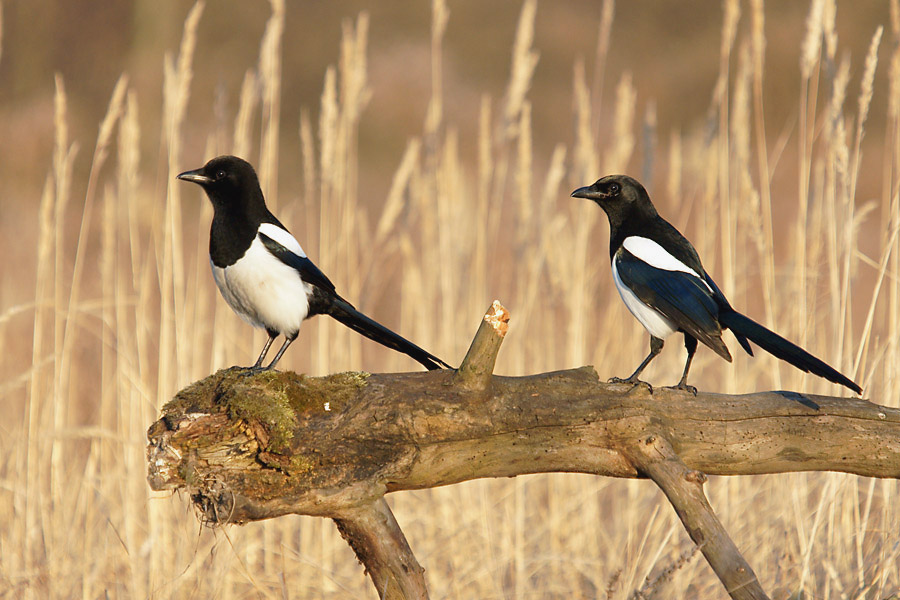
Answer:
570, 174, 654, 215
177, 155, 266, 212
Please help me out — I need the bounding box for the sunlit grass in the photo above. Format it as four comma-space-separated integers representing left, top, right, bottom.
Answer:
1, 0, 898, 598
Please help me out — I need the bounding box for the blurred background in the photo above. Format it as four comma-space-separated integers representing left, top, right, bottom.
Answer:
1, 0, 898, 598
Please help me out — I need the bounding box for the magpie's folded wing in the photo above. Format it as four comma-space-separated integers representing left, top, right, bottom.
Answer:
258, 232, 337, 293
615, 251, 731, 359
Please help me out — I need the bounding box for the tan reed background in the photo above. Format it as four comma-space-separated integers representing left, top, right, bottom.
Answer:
0, 1, 898, 597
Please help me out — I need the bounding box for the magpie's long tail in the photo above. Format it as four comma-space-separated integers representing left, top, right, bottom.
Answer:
328, 297, 452, 371
719, 310, 861, 394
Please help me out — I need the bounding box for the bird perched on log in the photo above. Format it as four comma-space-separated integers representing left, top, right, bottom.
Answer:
178, 155, 450, 371
572, 174, 861, 395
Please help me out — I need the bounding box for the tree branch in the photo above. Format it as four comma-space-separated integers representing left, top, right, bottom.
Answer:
146, 303, 900, 599
623, 433, 769, 600
333, 499, 427, 600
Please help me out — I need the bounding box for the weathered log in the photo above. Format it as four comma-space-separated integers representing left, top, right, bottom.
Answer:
146, 302, 900, 600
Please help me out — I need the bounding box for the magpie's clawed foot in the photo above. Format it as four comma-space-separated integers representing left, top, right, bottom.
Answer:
608, 376, 653, 393
666, 381, 698, 396
237, 365, 269, 378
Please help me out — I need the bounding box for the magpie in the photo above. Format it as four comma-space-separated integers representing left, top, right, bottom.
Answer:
177, 155, 451, 371
572, 174, 861, 395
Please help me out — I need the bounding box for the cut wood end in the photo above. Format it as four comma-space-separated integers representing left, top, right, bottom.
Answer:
484, 300, 510, 337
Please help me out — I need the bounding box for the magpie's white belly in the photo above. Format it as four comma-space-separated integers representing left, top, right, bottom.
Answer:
211, 237, 311, 336
612, 259, 677, 339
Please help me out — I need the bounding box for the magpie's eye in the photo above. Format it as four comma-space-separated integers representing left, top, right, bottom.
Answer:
608, 182, 620, 195
215, 170, 227, 180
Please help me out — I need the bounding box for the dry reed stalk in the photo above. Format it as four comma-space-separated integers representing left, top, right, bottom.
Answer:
666, 130, 682, 207
99, 181, 116, 461
797, 474, 838, 595
890, 16, 900, 418
46, 78, 80, 591
503, 0, 538, 139
850, 27, 883, 197
299, 109, 316, 215
825, 56, 851, 369
316, 65, 339, 375
233, 70, 258, 160
436, 130, 461, 355
541, 146, 567, 216
75, 79, 128, 476
375, 139, 420, 247
884, 6, 900, 263
473, 96, 493, 312
114, 88, 150, 599
119, 92, 142, 289
574, 59, 599, 180
424, 0, 448, 141
50, 74, 75, 501
343, 15, 370, 370
852, 226, 899, 378
516, 100, 533, 245
796, 0, 825, 360
590, 0, 615, 138
641, 102, 656, 184
258, 0, 284, 210
22, 177, 56, 596
606, 72, 635, 174
841, 29, 885, 374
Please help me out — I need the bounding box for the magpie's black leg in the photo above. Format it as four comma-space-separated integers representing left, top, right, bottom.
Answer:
264, 332, 297, 370
667, 334, 698, 395
250, 330, 279, 369
609, 336, 664, 392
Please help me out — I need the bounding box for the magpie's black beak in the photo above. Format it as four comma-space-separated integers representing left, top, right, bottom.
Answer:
571, 185, 602, 201
176, 168, 213, 186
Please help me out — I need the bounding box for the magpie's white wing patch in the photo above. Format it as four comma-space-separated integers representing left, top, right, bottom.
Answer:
259, 222, 306, 257
622, 236, 711, 292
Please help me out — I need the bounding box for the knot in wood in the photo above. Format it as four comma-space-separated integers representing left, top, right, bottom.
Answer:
684, 469, 708, 485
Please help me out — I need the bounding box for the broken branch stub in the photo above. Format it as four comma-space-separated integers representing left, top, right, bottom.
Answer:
453, 300, 510, 390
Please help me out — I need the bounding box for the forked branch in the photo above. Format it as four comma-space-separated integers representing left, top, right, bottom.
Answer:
147, 302, 900, 600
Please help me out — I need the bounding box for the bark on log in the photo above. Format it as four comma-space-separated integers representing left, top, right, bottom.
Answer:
147, 303, 900, 600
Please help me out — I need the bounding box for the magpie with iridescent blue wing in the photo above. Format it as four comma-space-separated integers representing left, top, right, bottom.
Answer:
177, 155, 451, 372
572, 174, 861, 395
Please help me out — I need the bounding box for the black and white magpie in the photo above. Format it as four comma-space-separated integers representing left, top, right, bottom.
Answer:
572, 174, 861, 395
177, 155, 451, 371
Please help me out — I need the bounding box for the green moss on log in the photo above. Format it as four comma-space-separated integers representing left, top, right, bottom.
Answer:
161, 368, 369, 458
